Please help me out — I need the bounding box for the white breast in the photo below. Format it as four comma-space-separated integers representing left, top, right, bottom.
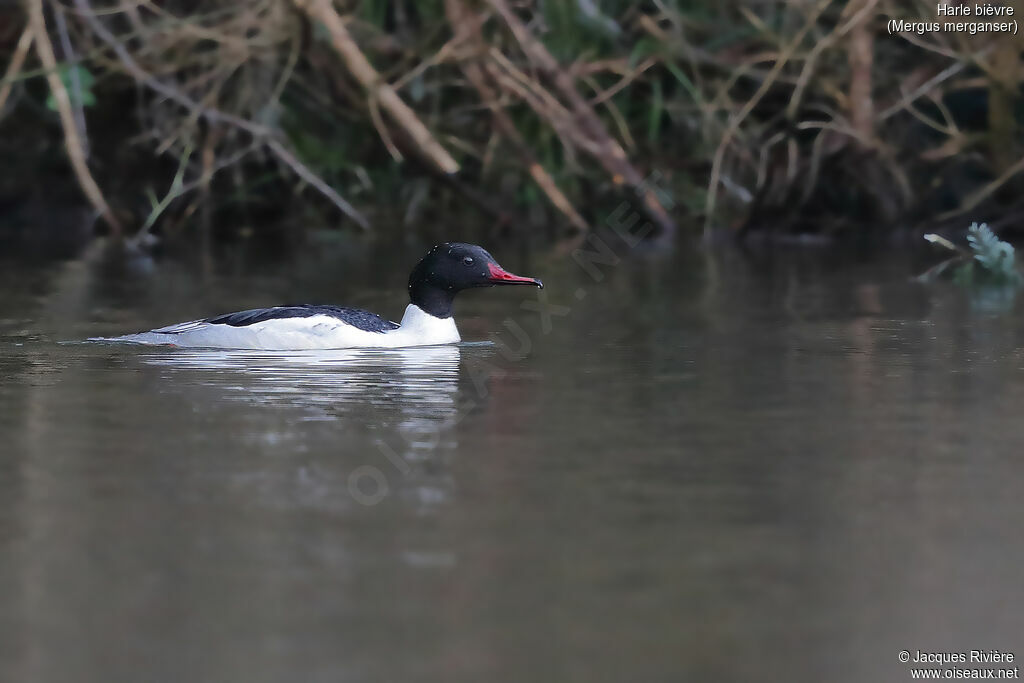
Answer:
109, 305, 460, 350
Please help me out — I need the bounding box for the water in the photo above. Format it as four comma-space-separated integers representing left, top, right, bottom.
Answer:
1, 238, 1023, 682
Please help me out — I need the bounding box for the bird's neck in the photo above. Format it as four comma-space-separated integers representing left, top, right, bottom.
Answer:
408, 283, 455, 319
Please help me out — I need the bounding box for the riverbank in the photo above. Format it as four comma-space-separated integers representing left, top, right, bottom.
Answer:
2, 1, 1022, 247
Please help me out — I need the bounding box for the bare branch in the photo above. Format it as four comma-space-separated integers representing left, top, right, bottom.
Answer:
71, 0, 369, 229
267, 139, 370, 230
0, 26, 34, 115
291, 0, 460, 175
486, 0, 675, 237
27, 0, 122, 235
446, 0, 589, 233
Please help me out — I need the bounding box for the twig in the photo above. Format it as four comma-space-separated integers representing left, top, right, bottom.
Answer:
367, 93, 404, 163
587, 56, 657, 107
486, 0, 675, 237
937, 153, 1024, 221
704, 0, 832, 237
133, 141, 194, 244
582, 73, 635, 151
914, 254, 965, 283
487, 47, 575, 127
0, 26, 34, 114
266, 139, 370, 230
291, 0, 460, 174
487, 62, 600, 158
916, 234, 971, 282
27, 0, 122, 235
70, 0, 271, 134
445, 0, 589, 233
786, 0, 879, 121
924, 233, 968, 255
846, 0, 876, 144
71, 0, 369, 228
53, 2, 89, 158
877, 50, 991, 121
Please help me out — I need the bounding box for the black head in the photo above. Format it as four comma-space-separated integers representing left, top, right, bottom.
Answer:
408, 243, 543, 318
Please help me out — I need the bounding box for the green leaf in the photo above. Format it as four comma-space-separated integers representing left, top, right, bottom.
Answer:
409, 74, 426, 103
965, 222, 1020, 285
664, 61, 701, 104
629, 38, 661, 68
45, 65, 96, 111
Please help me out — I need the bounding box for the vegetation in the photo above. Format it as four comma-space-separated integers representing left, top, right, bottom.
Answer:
0, 0, 1022, 245
923, 222, 1021, 287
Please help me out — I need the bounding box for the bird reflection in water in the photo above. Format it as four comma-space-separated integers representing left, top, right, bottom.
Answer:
136, 344, 467, 516
139, 344, 462, 414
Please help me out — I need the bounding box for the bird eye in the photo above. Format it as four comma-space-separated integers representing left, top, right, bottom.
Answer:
463, 257, 474, 266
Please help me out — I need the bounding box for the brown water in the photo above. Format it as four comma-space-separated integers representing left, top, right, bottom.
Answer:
1, 237, 1023, 682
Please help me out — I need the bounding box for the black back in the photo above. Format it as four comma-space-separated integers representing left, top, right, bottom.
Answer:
204, 305, 399, 333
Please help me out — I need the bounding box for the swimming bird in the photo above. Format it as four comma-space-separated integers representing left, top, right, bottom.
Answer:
105, 243, 543, 350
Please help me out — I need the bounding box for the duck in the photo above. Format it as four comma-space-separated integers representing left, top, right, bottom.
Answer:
105, 243, 543, 350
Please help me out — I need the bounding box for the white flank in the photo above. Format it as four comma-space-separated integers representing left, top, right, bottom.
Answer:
107, 305, 460, 350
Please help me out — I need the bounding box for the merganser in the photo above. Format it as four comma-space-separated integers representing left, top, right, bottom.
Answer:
103, 243, 543, 350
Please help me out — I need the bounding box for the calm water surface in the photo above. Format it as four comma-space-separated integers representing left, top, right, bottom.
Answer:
1, 238, 1022, 682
